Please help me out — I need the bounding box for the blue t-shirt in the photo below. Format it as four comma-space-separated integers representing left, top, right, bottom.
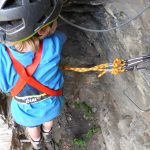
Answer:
0, 31, 67, 126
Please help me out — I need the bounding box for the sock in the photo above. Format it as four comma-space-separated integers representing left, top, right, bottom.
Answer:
32, 136, 41, 142
42, 127, 51, 133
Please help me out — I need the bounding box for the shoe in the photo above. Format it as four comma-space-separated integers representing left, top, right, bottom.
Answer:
30, 136, 43, 150
25, 129, 45, 150
42, 130, 52, 143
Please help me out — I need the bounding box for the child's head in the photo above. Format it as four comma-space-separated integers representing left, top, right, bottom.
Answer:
0, 0, 62, 46
12, 21, 58, 52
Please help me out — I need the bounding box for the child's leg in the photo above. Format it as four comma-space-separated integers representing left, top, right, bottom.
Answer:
42, 120, 54, 132
42, 120, 54, 143
27, 126, 41, 140
27, 126, 44, 149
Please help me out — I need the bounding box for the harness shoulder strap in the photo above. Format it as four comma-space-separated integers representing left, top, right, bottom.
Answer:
6, 42, 62, 96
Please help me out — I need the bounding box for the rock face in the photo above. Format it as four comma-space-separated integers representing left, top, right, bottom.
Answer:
102, 1, 150, 149
61, 0, 150, 150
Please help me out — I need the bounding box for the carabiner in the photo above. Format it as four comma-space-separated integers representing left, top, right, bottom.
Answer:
124, 55, 150, 71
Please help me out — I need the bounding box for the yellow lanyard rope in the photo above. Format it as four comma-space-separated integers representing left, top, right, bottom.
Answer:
111, 58, 126, 75
62, 58, 126, 78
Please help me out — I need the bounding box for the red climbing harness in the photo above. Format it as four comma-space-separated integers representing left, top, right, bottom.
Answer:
6, 42, 63, 97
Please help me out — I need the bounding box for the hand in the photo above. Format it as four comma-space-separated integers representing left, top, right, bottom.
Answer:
38, 21, 58, 39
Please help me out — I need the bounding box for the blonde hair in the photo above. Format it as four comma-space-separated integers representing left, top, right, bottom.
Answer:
13, 36, 40, 52
11, 21, 56, 52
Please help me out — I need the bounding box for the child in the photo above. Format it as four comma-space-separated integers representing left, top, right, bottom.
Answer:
0, 0, 66, 149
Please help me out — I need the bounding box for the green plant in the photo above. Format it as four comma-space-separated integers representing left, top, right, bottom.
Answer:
72, 126, 101, 147
120, 11, 125, 17
85, 127, 101, 139
73, 101, 93, 119
59, 139, 64, 145
72, 137, 86, 147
